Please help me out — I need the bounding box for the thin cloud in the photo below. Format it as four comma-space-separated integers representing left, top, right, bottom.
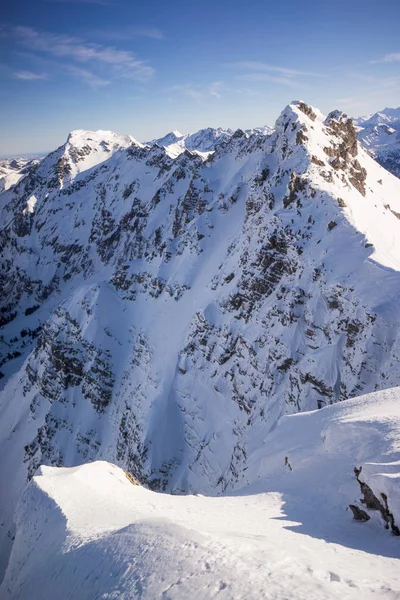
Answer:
13, 70, 48, 80
168, 82, 223, 102
348, 71, 400, 90
12, 26, 154, 82
128, 26, 163, 40
208, 81, 223, 98
236, 73, 298, 87
228, 61, 323, 78
372, 53, 400, 64
68, 65, 110, 87
233, 87, 263, 97
334, 97, 365, 110
88, 26, 164, 41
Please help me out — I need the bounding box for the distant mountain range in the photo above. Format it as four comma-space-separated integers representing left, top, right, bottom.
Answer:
2, 107, 399, 190
354, 108, 400, 178
146, 125, 273, 158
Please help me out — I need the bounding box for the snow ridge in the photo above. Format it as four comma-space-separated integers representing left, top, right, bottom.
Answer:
2, 387, 400, 599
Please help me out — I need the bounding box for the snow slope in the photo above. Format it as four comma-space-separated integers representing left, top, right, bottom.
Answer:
2, 387, 400, 599
1, 101, 400, 577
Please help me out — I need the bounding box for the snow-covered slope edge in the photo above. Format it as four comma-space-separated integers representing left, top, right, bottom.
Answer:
2, 387, 400, 600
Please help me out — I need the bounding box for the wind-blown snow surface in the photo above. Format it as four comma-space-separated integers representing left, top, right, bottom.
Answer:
2, 388, 400, 599
1, 101, 400, 576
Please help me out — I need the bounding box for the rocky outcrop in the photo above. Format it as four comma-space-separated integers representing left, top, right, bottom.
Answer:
351, 467, 400, 535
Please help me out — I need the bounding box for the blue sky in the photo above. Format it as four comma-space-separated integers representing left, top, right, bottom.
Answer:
1, 0, 400, 154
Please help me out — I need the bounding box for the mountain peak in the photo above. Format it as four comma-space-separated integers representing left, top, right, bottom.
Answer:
1, 101, 400, 576
66, 129, 139, 150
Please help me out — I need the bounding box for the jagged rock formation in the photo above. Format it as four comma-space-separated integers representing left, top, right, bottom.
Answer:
147, 125, 273, 158
352, 466, 400, 535
1, 102, 400, 572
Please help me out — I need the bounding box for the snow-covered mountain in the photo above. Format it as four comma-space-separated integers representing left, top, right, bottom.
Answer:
355, 107, 400, 178
146, 127, 234, 158
1, 100, 400, 579
2, 387, 400, 599
245, 124, 274, 137
147, 125, 273, 158
147, 107, 400, 179
0, 157, 42, 193
354, 107, 400, 129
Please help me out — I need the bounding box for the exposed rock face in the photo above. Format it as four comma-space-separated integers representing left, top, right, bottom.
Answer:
349, 504, 370, 522
352, 466, 400, 535
1, 104, 400, 558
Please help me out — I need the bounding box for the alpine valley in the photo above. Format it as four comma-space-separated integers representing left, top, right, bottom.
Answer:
1, 101, 400, 599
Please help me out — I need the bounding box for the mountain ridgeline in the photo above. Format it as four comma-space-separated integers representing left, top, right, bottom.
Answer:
355, 107, 400, 178
1, 101, 400, 568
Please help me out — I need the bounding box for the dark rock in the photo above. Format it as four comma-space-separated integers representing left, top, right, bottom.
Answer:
296, 102, 317, 121
349, 504, 370, 522
354, 466, 400, 535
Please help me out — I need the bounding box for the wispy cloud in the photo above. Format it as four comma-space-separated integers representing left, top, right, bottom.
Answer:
67, 65, 110, 87
168, 82, 223, 102
348, 71, 400, 90
88, 26, 164, 41
226, 61, 323, 89
334, 97, 364, 110
208, 81, 223, 99
235, 73, 298, 87
333, 71, 400, 114
233, 87, 263, 97
13, 70, 48, 80
228, 61, 323, 78
10, 26, 154, 83
372, 53, 400, 64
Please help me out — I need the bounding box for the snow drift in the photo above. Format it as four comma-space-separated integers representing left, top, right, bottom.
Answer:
1, 387, 400, 599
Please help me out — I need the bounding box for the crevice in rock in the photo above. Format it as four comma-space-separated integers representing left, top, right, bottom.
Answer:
351, 466, 400, 535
